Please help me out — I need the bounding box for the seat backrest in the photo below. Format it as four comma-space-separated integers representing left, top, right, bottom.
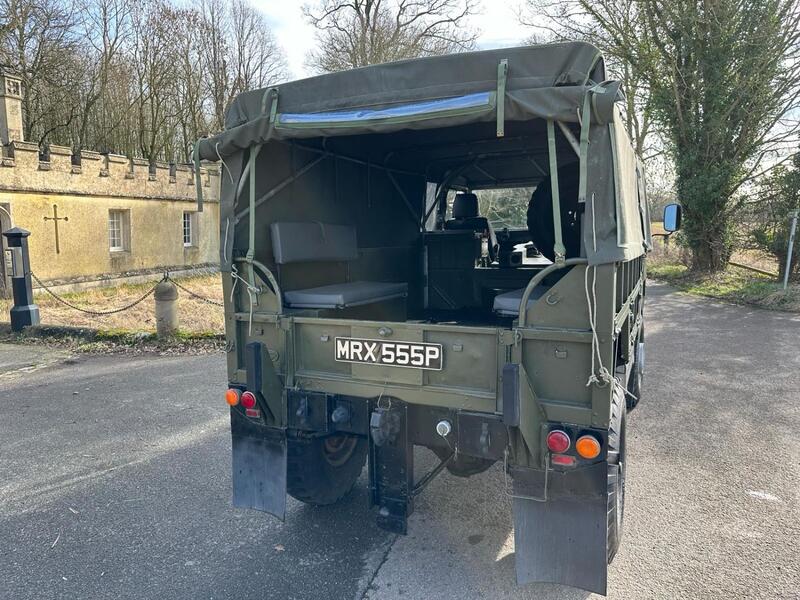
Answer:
270, 222, 358, 265
444, 193, 497, 261
446, 193, 491, 233
452, 192, 479, 219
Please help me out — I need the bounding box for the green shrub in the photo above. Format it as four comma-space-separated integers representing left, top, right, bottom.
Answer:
750, 153, 800, 283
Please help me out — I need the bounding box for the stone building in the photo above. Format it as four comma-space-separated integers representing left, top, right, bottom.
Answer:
0, 68, 220, 295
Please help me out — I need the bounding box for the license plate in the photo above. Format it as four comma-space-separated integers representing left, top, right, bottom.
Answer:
335, 337, 443, 370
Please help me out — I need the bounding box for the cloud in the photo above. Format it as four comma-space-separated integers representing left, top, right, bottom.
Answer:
249, 1, 531, 81
249, 1, 317, 81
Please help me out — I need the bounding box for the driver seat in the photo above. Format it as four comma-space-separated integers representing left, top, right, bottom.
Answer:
444, 193, 497, 261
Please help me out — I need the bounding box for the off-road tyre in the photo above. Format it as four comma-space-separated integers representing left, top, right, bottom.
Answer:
626, 339, 644, 411
287, 434, 368, 505
607, 386, 627, 564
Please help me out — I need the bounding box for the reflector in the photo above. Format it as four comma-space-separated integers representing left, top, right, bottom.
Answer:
241, 391, 257, 409
546, 430, 570, 453
551, 454, 576, 466
225, 389, 240, 406
575, 435, 601, 459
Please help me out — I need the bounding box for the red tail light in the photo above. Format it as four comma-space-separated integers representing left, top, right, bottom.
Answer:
240, 391, 257, 409
551, 454, 576, 466
546, 430, 570, 453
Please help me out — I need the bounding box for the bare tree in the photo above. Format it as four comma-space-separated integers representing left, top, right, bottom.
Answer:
229, 0, 287, 94
173, 7, 207, 162
130, 0, 180, 161
196, 0, 287, 131
72, 0, 131, 151
0, 0, 287, 161
0, 0, 82, 146
195, 0, 230, 131
521, 0, 654, 158
304, 0, 479, 73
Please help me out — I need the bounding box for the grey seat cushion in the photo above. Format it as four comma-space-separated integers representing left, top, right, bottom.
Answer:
284, 281, 408, 309
493, 285, 549, 316
270, 222, 358, 264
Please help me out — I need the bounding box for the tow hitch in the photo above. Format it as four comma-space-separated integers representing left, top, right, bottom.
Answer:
369, 401, 414, 533
368, 399, 505, 534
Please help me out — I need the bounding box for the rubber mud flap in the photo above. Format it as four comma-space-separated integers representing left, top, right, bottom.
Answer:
513, 465, 609, 594
231, 432, 287, 520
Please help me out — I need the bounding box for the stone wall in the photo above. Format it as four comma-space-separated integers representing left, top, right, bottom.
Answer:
0, 141, 220, 286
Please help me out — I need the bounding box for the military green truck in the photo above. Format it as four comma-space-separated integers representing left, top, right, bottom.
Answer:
195, 42, 665, 595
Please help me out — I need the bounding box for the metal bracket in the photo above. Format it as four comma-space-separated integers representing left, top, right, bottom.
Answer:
245, 341, 282, 423
498, 329, 520, 346
479, 422, 491, 455
369, 401, 414, 534
504, 451, 550, 503
502, 363, 520, 427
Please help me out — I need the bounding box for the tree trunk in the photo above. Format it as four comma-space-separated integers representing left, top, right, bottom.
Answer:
688, 237, 730, 272
674, 152, 737, 273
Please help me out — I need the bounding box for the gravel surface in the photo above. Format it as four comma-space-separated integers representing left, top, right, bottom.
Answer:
1, 282, 798, 599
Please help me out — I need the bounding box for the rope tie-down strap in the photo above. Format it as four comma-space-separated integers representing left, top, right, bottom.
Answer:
496, 58, 508, 138
546, 120, 567, 263
246, 89, 280, 286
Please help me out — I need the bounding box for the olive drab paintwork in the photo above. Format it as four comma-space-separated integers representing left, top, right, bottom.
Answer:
202, 41, 649, 596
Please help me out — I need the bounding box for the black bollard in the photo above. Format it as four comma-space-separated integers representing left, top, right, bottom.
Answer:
2, 227, 40, 331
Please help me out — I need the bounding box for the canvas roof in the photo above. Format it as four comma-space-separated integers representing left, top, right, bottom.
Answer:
197, 42, 607, 159
197, 41, 649, 269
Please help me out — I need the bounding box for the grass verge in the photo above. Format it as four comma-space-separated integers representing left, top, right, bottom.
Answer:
0, 274, 225, 353
0, 323, 224, 355
648, 249, 800, 312
0, 274, 224, 333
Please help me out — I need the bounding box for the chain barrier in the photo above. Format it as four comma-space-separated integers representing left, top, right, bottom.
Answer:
30, 269, 225, 315
31, 272, 162, 316
177, 263, 222, 279
168, 277, 224, 307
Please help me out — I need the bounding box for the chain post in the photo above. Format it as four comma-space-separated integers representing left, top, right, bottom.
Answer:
783, 209, 798, 290
2, 227, 40, 331
154, 278, 179, 338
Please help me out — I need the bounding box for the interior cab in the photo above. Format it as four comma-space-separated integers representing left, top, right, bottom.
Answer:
254, 118, 581, 328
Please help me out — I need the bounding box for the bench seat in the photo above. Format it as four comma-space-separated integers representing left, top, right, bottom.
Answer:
284, 281, 408, 309
270, 221, 408, 310
492, 285, 549, 316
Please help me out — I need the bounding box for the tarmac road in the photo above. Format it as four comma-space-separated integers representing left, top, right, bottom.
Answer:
1, 282, 798, 599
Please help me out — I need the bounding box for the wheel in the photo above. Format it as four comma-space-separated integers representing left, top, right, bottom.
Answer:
607, 387, 627, 563
626, 339, 644, 410
287, 433, 368, 505
431, 446, 495, 478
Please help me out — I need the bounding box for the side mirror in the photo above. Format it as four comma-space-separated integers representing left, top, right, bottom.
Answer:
663, 204, 682, 233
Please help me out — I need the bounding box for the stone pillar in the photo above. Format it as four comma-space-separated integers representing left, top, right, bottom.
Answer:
0, 69, 23, 145
2, 227, 40, 331
154, 279, 179, 338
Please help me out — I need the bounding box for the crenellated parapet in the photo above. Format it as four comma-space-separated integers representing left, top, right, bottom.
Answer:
0, 141, 219, 203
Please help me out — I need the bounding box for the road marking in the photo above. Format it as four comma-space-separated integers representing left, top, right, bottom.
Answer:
746, 490, 781, 502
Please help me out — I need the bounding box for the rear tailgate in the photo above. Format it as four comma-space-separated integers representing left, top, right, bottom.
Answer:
291, 317, 504, 412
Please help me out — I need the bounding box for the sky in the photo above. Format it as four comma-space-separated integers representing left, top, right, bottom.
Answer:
249, 1, 533, 81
